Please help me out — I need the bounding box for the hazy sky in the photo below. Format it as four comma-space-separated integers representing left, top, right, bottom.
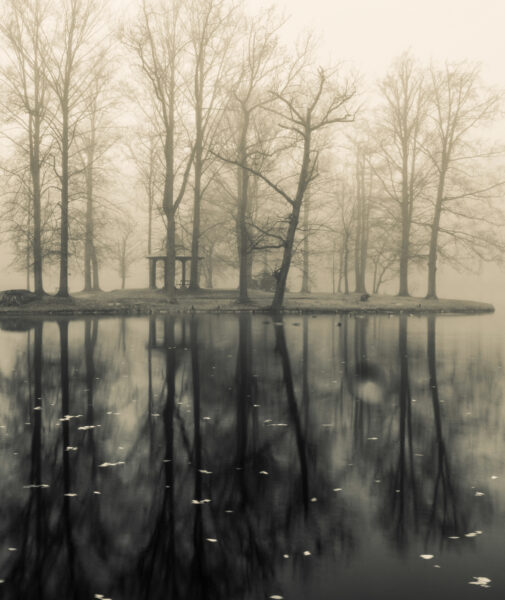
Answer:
270, 0, 505, 87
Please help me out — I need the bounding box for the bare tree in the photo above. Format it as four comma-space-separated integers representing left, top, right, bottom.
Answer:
424, 61, 503, 298
187, 0, 238, 290
45, 0, 107, 297
0, 0, 53, 295
111, 212, 141, 289
123, 0, 194, 301
220, 61, 356, 310
75, 64, 118, 291
219, 8, 285, 302
376, 53, 428, 296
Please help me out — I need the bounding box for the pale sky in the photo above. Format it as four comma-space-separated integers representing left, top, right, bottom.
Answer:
266, 0, 505, 88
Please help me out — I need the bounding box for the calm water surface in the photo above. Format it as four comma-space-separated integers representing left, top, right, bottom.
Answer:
0, 311, 504, 599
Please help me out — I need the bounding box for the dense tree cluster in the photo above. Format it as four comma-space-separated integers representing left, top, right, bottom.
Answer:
0, 0, 503, 308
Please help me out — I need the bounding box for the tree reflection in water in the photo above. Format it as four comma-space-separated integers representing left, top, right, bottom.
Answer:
0, 313, 502, 599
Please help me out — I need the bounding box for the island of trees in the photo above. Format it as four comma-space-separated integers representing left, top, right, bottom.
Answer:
0, 0, 504, 312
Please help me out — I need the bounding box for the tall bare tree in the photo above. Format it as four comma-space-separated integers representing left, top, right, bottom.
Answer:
0, 0, 52, 295
376, 53, 428, 296
187, 0, 238, 290
46, 0, 106, 297
424, 62, 503, 298
123, 0, 194, 301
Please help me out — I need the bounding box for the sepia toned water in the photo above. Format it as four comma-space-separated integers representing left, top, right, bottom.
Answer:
0, 311, 504, 599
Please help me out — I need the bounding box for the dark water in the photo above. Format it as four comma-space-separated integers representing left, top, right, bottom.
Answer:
0, 312, 504, 599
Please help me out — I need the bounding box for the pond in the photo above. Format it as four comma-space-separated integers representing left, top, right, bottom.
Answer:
0, 311, 503, 599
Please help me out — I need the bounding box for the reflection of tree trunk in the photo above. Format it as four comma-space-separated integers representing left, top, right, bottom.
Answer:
148, 316, 155, 461
235, 313, 253, 506
135, 317, 178, 598
32, 323, 44, 595
274, 321, 309, 513
302, 316, 310, 432
190, 316, 206, 597
84, 319, 98, 483
59, 321, 76, 584
394, 316, 409, 545
427, 316, 459, 537
163, 316, 176, 597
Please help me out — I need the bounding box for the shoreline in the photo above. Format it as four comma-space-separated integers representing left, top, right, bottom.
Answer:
0, 288, 495, 318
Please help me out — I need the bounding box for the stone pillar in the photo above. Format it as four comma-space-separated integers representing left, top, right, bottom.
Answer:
149, 258, 156, 289
181, 259, 187, 288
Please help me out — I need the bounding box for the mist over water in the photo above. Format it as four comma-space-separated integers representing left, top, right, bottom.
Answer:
0, 312, 504, 599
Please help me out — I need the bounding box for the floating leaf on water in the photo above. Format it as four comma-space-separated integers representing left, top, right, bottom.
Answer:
192, 499, 211, 505
333, 488, 342, 492
94, 595, 104, 599
464, 532, 477, 538
469, 577, 491, 588
23, 484, 49, 489
414, 453, 424, 457
420, 554, 434, 560
448, 536, 460, 540
77, 425, 100, 431
259, 471, 269, 475
65, 446, 78, 452
491, 475, 499, 480
367, 437, 378, 440
162, 459, 171, 463
64, 493, 77, 497
268, 423, 288, 427
321, 424, 333, 427
270, 596, 284, 599
475, 491, 485, 497
60, 414, 83, 421
198, 469, 212, 475
375, 480, 381, 483
8, 548, 17, 552
151, 413, 160, 417
310, 497, 317, 502
283, 554, 289, 559
225, 510, 233, 514
93, 491, 101, 495
434, 565, 441, 568
264, 419, 273, 424
206, 538, 218, 543
98, 461, 125, 468
303, 551, 311, 556
202, 416, 211, 421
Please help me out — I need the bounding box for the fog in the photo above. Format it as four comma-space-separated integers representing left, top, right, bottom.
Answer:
0, 0, 504, 308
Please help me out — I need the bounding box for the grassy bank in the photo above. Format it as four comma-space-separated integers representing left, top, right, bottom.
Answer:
0, 288, 495, 317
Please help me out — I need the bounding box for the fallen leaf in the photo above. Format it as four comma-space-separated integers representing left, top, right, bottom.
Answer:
469, 577, 491, 588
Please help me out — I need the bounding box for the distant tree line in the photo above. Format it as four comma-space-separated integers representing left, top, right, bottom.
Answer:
0, 0, 503, 308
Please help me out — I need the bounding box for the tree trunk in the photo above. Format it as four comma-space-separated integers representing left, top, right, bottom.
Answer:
398, 151, 410, 297
426, 166, 446, 299
83, 142, 95, 292
57, 108, 69, 297
31, 111, 44, 296
271, 121, 311, 312
190, 63, 203, 291
301, 195, 310, 293
91, 245, 100, 290
237, 109, 250, 303
426, 208, 442, 299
